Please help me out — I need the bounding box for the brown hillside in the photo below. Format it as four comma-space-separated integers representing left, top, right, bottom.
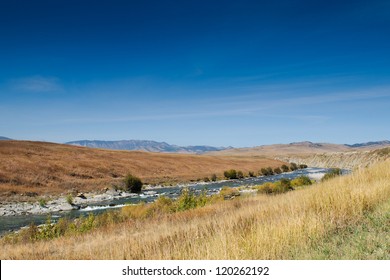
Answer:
210, 141, 352, 157
0, 141, 285, 199
210, 141, 390, 157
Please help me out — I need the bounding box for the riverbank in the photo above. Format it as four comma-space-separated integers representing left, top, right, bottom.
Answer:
0, 188, 137, 217
0, 182, 235, 217
1, 160, 388, 260
0, 167, 329, 218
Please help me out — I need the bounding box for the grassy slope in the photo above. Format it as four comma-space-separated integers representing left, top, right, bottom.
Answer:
1, 160, 389, 260
296, 198, 390, 259
0, 140, 284, 199
210, 142, 390, 157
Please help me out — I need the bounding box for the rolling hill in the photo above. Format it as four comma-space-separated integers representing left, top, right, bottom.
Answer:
210, 141, 390, 157
0, 140, 285, 199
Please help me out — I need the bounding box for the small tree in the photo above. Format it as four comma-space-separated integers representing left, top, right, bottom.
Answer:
224, 169, 237, 179
260, 167, 273, 176
124, 173, 143, 193
273, 167, 282, 174
290, 162, 298, 171
281, 164, 289, 172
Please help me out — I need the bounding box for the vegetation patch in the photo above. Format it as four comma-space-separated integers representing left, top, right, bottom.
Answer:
124, 173, 143, 193
2, 160, 389, 260
292, 198, 390, 259
321, 168, 342, 182
66, 194, 73, 205
255, 176, 312, 194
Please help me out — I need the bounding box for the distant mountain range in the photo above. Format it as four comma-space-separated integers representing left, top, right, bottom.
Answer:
2, 136, 390, 154
65, 139, 232, 154
345, 140, 390, 148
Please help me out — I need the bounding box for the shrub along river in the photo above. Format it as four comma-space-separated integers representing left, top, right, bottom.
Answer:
0, 167, 345, 235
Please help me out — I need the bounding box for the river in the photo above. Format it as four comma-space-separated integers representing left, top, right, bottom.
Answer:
0, 167, 339, 235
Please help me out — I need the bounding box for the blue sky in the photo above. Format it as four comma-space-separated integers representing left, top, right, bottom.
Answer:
1, 0, 389, 147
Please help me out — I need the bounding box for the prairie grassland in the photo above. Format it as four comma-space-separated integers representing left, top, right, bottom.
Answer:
1, 160, 390, 260
0, 140, 284, 200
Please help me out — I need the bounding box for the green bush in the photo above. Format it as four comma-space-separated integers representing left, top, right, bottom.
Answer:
276, 178, 293, 193
124, 173, 143, 193
211, 174, 217, 181
39, 198, 47, 207
175, 188, 208, 212
321, 168, 342, 182
248, 171, 255, 177
299, 164, 308, 169
237, 170, 244, 179
77, 213, 96, 233
274, 167, 282, 174
37, 216, 56, 240
66, 194, 73, 205
290, 163, 298, 171
256, 178, 293, 194
256, 183, 274, 194
219, 186, 240, 199
260, 167, 275, 176
224, 169, 238, 179
152, 195, 175, 214
281, 164, 290, 172
122, 189, 210, 218
291, 175, 312, 187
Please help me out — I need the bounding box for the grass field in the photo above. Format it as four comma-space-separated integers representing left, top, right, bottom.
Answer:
296, 198, 390, 259
0, 140, 284, 200
1, 159, 389, 260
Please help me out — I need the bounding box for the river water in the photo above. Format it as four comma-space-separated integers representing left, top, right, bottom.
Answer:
0, 167, 337, 235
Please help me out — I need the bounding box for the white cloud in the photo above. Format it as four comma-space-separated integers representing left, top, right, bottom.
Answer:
10, 76, 63, 93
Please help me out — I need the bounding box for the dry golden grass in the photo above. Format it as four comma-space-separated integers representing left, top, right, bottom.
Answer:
1, 159, 389, 260
0, 140, 284, 200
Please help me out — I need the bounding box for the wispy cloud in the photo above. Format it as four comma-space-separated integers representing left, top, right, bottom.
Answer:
40, 84, 389, 126
10, 76, 63, 93
197, 83, 390, 108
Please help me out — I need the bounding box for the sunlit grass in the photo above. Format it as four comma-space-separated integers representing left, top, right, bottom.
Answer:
1, 160, 389, 259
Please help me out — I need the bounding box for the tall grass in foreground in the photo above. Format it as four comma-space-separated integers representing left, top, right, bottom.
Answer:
1, 160, 390, 259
